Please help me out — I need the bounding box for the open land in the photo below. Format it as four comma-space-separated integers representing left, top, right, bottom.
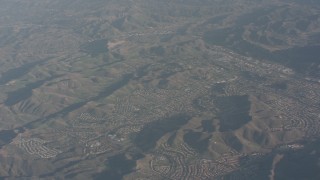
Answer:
0, 0, 319, 179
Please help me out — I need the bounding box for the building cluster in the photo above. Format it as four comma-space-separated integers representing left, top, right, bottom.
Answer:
147, 142, 249, 179
16, 136, 61, 159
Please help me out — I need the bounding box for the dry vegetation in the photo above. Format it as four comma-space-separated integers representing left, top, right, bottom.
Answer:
0, 0, 319, 179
